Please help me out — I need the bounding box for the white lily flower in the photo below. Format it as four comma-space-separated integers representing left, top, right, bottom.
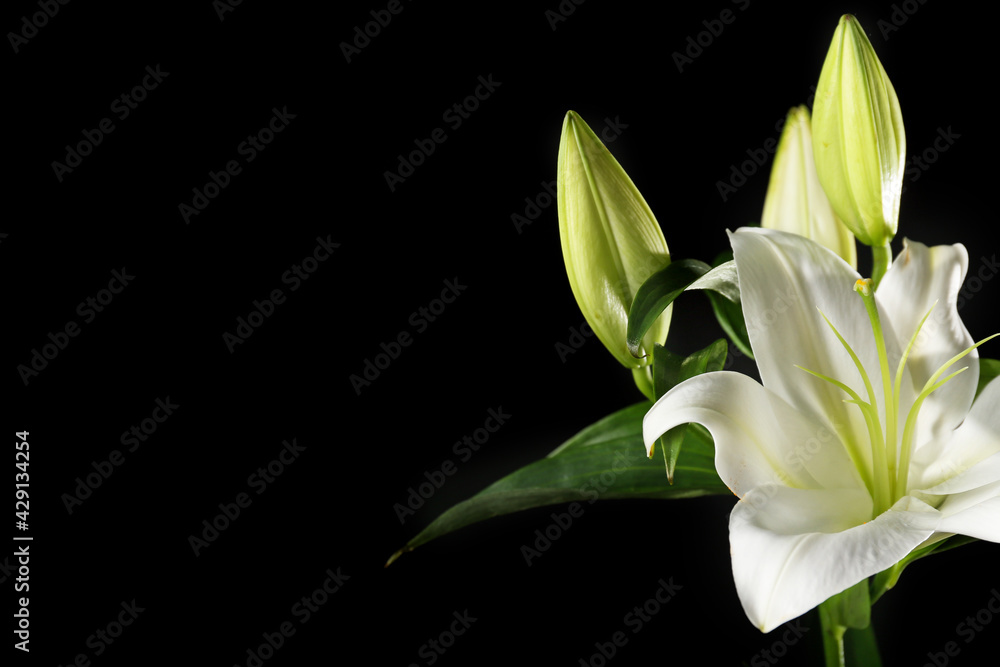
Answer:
643, 227, 999, 632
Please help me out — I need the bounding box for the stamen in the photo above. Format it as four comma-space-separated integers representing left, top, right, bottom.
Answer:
854, 280, 898, 502
810, 307, 891, 515
896, 333, 1000, 493
893, 302, 938, 414
795, 365, 875, 496
805, 278, 997, 517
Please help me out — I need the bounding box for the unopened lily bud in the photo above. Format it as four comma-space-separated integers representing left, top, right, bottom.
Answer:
557, 110, 671, 368
812, 14, 905, 248
763, 105, 857, 268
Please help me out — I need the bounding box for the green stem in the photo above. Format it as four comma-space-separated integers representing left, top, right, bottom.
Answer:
632, 365, 655, 402
818, 600, 847, 667
870, 561, 903, 605
870, 242, 892, 291
845, 623, 883, 666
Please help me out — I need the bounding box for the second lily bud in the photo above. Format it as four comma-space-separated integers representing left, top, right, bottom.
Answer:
762, 106, 857, 268
811, 14, 905, 250
557, 111, 671, 370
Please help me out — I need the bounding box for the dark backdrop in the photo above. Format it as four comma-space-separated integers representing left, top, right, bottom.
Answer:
6, 1, 998, 665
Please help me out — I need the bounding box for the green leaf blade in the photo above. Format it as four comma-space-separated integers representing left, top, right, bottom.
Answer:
976, 358, 1000, 399
626, 260, 711, 358
388, 403, 729, 566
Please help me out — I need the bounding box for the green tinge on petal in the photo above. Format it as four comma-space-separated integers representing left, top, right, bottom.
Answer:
557, 110, 671, 368
762, 105, 857, 268
812, 15, 905, 248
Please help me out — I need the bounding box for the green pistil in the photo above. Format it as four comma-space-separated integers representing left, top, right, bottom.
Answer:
800, 278, 997, 520
801, 308, 889, 515
854, 279, 898, 500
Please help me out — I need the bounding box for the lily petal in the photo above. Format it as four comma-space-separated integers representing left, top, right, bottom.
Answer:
643, 371, 859, 497
934, 482, 1000, 542
730, 228, 906, 471
922, 452, 1000, 498
877, 239, 977, 450
731, 488, 939, 632
911, 368, 1000, 491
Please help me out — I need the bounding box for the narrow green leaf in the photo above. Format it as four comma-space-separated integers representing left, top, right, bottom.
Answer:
650, 346, 686, 483
977, 358, 1000, 399
870, 534, 979, 603
651, 341, 728, 483
704, 252, 753, 360
707, 291, 753, 359
651, 344, 685, 399
626, 260, 711, 358
387, 403, 728, 566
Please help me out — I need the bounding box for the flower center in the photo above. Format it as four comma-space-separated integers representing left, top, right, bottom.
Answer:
797, 278, 996, 519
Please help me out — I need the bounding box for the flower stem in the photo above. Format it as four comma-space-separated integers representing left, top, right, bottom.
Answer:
632, 365, 656, 402
870, 242, 892, 290
819, 600, 847, 667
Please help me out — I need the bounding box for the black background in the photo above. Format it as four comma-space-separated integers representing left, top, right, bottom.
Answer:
5, 0, 999, 665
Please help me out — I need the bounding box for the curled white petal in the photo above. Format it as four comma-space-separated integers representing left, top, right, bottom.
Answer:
643, 371, 859, 497
879, 239, 976, 449
731, 489, 938, 632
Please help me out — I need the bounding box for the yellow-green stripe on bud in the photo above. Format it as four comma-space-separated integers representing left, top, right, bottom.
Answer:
763, 106, 857, 268
812, 14, 905, 249
557, 110, 671, 369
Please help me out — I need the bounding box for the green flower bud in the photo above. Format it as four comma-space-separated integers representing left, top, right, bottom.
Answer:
557, 110, 671, 369
812, 14, 905, 249
763, 105, 857, 268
